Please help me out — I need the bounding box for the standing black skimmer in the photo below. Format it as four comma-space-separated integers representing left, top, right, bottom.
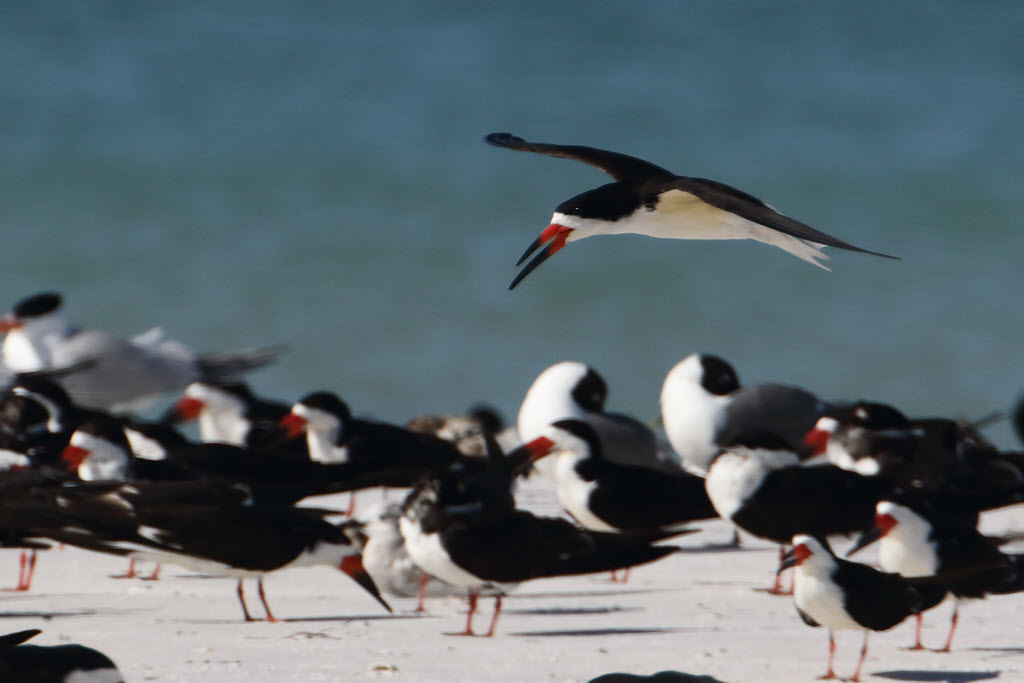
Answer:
484, 133, 897, 289
704, 435, 887, 591
660, 353, 832, 473
536, 419, 715, 535
0, 291, 285, 412
14, 491, 391, 622
705, 437, 886, 542
345, 502, 485, 612
0, 628, 124, 682
518, 361, 680, 474
398, 436, 676, 635
279, 391, 471, 474
0, 469, 65, 592
847, 498, 1024, 651
780, 534, 927, 682
803, 401, 917, 476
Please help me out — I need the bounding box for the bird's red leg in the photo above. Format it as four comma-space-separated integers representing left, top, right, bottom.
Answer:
817, 630, 836, 680
935, 603, 958, 653
483, 595, 503, 637
237, 579, 255, 622
22, 550, 36, 590
447, 592, 478, 636
5, 551, 28, 591
849, 631, 869, 682
111, 558, 137, 579
759, 547, 793, 595
414, 574, 429, 613
142, 563, 162, 581
904, 613, 925, 650
346, 492, 358, 517
257, 577, 278, 623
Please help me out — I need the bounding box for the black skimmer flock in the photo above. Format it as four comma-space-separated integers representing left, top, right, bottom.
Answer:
0, 291, 284, 412
7, 485, 390, 622
484, 133, 896, 289
780, 534, 933, 682
0, 628, 124, 682
660, 353, 832, 473
847, 498, 1024, 651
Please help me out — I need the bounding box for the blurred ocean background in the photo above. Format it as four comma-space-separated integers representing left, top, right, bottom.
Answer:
1, 2, 1022, 446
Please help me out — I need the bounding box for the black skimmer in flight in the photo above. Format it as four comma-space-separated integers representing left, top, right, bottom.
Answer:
398, 435, 675, 635
780, 534, 927, 682
660, 353, 832, 473
847, 498, 1024, 651
518, 361, 680, 474
484, 133, 897, 289
0, 291, 285, 412
0, 628, 124, 682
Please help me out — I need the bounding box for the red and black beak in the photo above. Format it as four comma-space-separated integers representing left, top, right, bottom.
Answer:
339, 555, 392, 613
509, 224, 573, 290
802, 427, 830, 457
0, 314, 21, 334
278, 413, 308, 439
507, 435, 556, 476
846, 513, 896, 557
778, 543, 811, 574
171, 396, 204, 422
60, 444, 90, 470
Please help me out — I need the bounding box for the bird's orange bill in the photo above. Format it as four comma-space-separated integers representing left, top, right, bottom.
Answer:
60, 445, 90, 470
278, 413, 308, 439
802, 427, 830, 456
172, 396, 204, 422
506, 436, 555, 476
0, 314, 20, 333
845, 513, 896, 557
510, 224, 573, 290
778, 543, 811, 573
340, 554, 392, 613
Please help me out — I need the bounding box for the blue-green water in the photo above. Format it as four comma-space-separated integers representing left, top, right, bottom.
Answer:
2, 2, 1023, 445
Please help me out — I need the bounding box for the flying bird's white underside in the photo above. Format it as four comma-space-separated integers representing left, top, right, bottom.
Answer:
556, 189, 830, 269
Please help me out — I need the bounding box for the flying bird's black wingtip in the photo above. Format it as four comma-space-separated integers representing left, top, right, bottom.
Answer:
485, 132, 524, 148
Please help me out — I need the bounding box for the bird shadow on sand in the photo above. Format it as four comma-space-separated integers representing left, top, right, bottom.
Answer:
503, 605, 642, 617
0, 608, 130, 620
514, 587, 685, 600
969, 646, 1024, 657
873, 670, 999, 682
176, 613, 415, 625
677, 543, 770, 555
510, 626, 702, 638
